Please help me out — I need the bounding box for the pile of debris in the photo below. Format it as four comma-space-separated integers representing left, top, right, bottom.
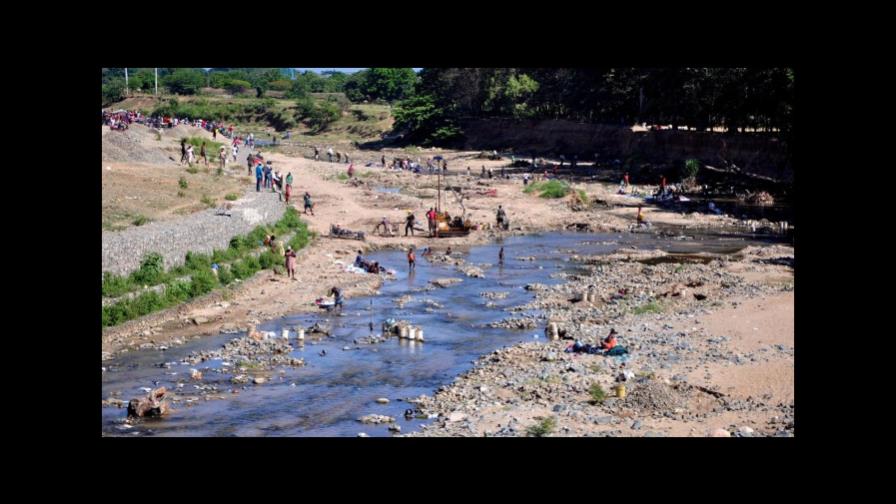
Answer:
127, 387, 170, 418
742, 191, 775, 206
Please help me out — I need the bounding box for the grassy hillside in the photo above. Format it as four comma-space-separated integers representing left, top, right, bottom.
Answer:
110, 94, 393, 144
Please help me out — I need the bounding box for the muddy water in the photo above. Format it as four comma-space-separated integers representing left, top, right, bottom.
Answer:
102, 231, 781, 437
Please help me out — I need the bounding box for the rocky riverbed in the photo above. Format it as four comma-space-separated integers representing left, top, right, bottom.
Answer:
404, 244, 794, 437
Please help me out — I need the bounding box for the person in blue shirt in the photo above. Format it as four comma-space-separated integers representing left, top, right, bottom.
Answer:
255, 162, 264, 192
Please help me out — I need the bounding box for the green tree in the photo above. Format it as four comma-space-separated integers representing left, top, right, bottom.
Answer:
162, 69, 205, 95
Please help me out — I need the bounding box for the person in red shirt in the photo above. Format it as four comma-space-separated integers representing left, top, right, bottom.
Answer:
426, 207, 437, 236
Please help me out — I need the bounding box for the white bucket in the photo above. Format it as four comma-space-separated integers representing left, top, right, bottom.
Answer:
298, 329, 305, 341
281, 329, 290, 340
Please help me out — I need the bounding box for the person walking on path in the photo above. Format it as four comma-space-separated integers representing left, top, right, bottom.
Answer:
313, 146, 320, 161
285, 246, 297, 280
285, 172, 294, 205
303, 192, 314, 215
381, 154, 386, 167
247, 153, 255, 175
347, 163, 355, 178
496, 205, 507, 230
255, 161, 263, 192
407, 247, 416, 271
264, 161, 273, 189
199, 142, 209, 167
327, 147, 334, 162
405, 212, 416, 237
219, 146, 228, 171
180, 139, 188, 164
186, 145, 195, 167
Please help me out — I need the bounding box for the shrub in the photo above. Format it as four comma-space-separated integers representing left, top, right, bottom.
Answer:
102, 272, 133, 298
682, 158, 701, 180
524, 180, 571, 198
184, 251, 211, 272
217, 265, 234, 285
164, 280, 193, 304
132, 215, 150, 226
201, 194, 216, 208
526, 416, 557, 437
131, 253, 166, 285
178, 190, 186, 198
179, 176, 189, 189
225, 193, 239, 201
189, 269, 218, 297
258, 249, 278, 270
589, 383, 607, 404
633, 301, 663, 315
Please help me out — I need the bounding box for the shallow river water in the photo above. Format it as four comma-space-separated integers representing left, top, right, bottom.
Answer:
102, 231, 781, 437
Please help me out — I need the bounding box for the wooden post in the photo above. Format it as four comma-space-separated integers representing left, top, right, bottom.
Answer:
124, 67, 129, 96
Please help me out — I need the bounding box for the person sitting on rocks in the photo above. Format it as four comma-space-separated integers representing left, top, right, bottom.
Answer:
354, 250, 365, 268
600, 329, 618, 351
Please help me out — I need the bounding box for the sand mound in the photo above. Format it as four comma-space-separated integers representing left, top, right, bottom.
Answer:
102, 125, 173, 164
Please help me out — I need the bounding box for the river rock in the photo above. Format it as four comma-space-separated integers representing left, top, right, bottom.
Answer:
376, 398, 390, 404
359, 414, 395, 424
463, 267, 485, 278
357, 432, 369, 437
447, 411, 467, 422
388, 424, 402, 432
711, 428, 731, 437
431, 278, 463, 288
253, 377, 267, 384
192, 317, 209, 325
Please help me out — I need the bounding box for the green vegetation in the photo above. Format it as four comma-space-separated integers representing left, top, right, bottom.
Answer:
393, 67, 794, 145
186, 166, 199, 174
184, 136, 224, 153
335, 172, 349, 181
523, 180, 571, 198
526, 416, 557, 437
177, 190, 186, 198
200, 194, 216, 208
178, 176, 189, 189
132, 215, 150, 226
589, 383, 607, 404
225, 193, 239, 201
633, 301, 664, 315
102, 208, 312, 327
682, 158, 701, 180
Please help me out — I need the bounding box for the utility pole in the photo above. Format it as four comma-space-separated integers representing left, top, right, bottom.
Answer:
154, 68, 158, 96
124, 67, 129, 96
